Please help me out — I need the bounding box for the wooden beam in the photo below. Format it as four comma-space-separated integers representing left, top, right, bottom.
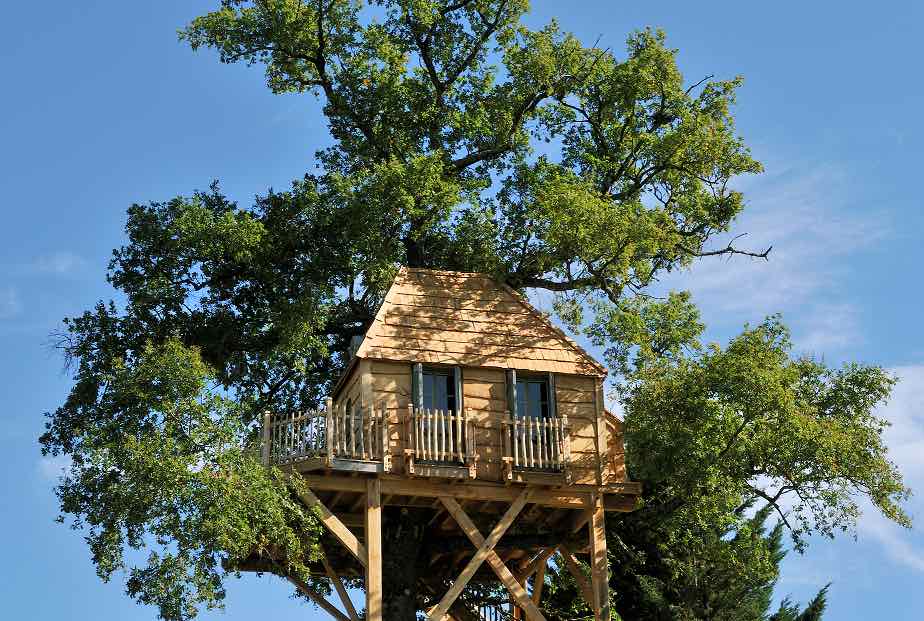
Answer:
588, 493, 609, 621
365, 479, 383, 621
532, 561, 546, 604
335, 513, 365, 529
559, 546, 595, 611
440, 493, 547, 621
516, 546, 558, 584
428, 490, 531, 621
299, 475, 591, 509
603, 494, 638, 512
287, 576, 351, 621
321, 547, 360, 621
297, 487, 367, 568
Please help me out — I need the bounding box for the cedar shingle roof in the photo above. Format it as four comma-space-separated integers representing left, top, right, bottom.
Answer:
355, 267, 607, 376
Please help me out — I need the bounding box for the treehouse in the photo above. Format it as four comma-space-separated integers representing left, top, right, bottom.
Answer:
259, 268, 640, 621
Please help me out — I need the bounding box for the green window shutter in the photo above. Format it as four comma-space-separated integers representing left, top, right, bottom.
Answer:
412, 363, 423, 410
453, 366, 463, 414
506, 369, 518, 417
547, 372, 557, 418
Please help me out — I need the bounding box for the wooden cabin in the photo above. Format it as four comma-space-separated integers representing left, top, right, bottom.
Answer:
261, 268, 640, 621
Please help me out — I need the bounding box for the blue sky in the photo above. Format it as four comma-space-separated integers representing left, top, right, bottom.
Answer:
2, 1, 922, 619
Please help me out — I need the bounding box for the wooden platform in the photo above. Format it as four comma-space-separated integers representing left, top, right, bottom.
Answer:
237, 467, 637, 621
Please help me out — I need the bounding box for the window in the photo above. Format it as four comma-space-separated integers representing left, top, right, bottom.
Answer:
516, 376, 550, 419
412, 363, 462, 413
506, 370, 557, 419
422, 368, 456, 413
412, 364, 465, 463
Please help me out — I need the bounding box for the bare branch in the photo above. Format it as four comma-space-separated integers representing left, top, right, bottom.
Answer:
679, 233, 772, 261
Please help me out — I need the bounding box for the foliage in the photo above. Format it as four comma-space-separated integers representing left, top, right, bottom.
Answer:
578, 316, 903, 619
40, 1, 909, 619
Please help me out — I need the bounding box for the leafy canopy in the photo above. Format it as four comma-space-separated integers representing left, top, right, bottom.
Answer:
40, 2, 908, 619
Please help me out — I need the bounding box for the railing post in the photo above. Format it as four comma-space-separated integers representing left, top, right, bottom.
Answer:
325, 398, 334, 467
380, 402, 391, 472
465, 407, 477, 479
261, 411, 272, 467
405, 403, 416, 476
502, 410, 513, 482
561, 415, 572, 484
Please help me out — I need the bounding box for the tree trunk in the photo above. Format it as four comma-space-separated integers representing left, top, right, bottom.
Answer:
381, 507, 429, 621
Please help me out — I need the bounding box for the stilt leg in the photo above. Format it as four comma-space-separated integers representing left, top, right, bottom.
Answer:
366, 479, 383, 621
589, 493, 609, 621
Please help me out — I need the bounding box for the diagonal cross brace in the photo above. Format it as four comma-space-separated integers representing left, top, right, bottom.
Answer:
297, 487, 368, 568
431, 490, 547, 621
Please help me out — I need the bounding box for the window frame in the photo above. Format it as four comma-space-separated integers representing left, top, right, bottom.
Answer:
412, 363, 463, 414
506, 369, 558, 420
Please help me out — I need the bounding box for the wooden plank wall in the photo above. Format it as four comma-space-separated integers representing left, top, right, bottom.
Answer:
337, 364, 363, 412
363, 361, 624, 485
604, 414, 627, 484
557, 374, 603, 486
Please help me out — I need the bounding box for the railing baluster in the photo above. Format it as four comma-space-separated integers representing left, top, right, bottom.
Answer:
430, 409, 436, 461
341, 404, 347, 458
520, 417, 528, 468
423, 409, 428, 461
512, 415, 519, 467
285, 410, 291, 460
552, 418, 560, 469
438, 409, 443, 461
414, 408, 421, 461
440, 410, 448, 460
456, 411, 463, 463
543, 419, 549, 468
538, 418, 545, 469
353, 407, 366, 459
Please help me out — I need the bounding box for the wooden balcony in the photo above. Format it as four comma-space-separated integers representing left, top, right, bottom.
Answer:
263, 402, 578, 487
501, 415, 571, 485
262, 401, 390, 473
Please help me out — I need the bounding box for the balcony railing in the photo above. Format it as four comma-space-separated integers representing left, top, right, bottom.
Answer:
261, 400, 389, 470
405, 405, 477, 478
502, 414, 570, 481
261, 403, 572, 482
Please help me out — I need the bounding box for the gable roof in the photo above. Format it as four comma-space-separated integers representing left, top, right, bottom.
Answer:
355, 267, 607, 377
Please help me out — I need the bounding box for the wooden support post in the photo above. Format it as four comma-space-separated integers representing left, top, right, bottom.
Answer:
365, 478, 383, 621
589, 493, 609, 621
296, 487, 367, 567
321, 547, 360, 621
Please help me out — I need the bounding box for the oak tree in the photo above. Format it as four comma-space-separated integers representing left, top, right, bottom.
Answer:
41, 2, 908, 619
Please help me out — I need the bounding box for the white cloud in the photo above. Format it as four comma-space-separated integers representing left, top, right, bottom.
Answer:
38, 454, 72, 482
0, 286, 22, 319
797, 303, 863, 354
32, 251, 87, 275
854, 365, 924, 573
660, 162, 890, 352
